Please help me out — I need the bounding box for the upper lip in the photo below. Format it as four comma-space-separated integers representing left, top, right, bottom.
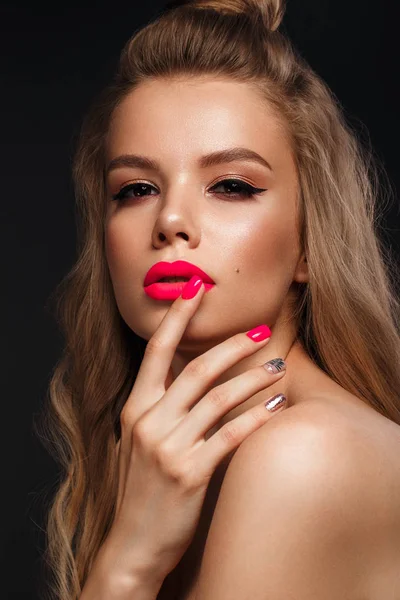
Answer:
144, 260, 215, 286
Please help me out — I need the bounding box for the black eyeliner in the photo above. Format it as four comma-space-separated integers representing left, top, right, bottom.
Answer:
112, 179, 267, 202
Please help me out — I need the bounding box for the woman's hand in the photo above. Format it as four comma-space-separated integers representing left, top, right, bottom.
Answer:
103, 276, 287, 588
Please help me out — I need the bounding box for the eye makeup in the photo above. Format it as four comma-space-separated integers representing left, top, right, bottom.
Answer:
111, 178, 267, 203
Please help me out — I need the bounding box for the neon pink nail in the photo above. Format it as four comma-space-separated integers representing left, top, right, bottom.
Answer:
246, 324, 271, 342
181, 275, 203, 299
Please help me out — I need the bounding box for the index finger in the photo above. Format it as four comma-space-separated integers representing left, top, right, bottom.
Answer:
128, 275, 207, 405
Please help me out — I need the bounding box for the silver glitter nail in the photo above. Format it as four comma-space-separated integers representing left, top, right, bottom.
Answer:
265, 393, 286, 412
263, 358, 286, 374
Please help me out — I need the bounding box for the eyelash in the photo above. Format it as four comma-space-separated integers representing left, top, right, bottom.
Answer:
111, 178, 267, 203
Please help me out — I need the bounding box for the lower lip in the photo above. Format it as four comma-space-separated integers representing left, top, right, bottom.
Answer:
144, 281, 215, 300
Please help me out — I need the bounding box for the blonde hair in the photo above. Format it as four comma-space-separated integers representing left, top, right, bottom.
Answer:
34, 1, 400, 598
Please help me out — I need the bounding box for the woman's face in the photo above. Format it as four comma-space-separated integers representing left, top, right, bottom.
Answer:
105, 77, 307, 361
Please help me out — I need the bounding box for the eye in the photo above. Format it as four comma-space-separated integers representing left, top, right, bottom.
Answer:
210, 178, 267, 199
111, 178, 267, 203
111, 182, 157, 203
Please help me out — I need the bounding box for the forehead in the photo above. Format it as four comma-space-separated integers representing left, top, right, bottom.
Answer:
106, 77, 294, 175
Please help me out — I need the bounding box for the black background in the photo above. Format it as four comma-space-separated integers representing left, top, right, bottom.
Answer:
1, 1, 399, 598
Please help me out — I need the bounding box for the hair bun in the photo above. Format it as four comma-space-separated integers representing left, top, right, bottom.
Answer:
164, 0, 286, 33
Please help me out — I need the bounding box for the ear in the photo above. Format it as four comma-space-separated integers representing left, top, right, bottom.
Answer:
293, 252, 309, 284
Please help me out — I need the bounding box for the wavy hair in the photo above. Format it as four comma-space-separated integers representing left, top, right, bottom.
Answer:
34, 0, 400, 598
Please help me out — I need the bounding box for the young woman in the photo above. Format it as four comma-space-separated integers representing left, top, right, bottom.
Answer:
37, 0, 400, 599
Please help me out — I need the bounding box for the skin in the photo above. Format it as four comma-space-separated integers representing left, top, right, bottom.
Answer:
103, 77, 400, 598
104, 76, 329, 423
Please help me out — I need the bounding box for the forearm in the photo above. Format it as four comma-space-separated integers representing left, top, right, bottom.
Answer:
79, 543, 165, 600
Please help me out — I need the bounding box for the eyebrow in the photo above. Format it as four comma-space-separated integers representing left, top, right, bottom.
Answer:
106, 147, 273, 176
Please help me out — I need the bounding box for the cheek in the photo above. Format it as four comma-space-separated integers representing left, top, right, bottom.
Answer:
232, 213, 300, 326
240, 207, 299, 277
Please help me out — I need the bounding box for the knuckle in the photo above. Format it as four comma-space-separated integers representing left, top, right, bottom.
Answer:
155, 443, 188, 483
131, 416, 153, 445
206, 385, 229, 408
155, 438, 174, 461
219, 422, 240, 446
119, 407, 131, 428
185, 357, 209, 379
232, 334, 248, 353
145, 336, 166, 356
251, 369, 266, 387
153, 441, 198, 489
120, 406, 139, 432
249, 407, 265, 427
174, 461, 198, 490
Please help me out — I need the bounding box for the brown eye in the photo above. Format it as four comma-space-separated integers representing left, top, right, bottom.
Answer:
112, 183, 157, 202
111, 179, 267, 203
210, 179, 267, 199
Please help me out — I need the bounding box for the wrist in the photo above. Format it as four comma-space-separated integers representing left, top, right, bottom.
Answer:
93, 540, 166, 599
104, 570, 164, 600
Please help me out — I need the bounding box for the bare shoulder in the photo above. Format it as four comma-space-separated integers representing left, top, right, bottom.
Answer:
245, 391, 400, 503
234, 390, 400, 595
253, 389, 400, 460
236, 392, 383, 496
192, 392, 400, 599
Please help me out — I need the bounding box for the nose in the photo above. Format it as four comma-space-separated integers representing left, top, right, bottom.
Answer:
151, 196, 201, 250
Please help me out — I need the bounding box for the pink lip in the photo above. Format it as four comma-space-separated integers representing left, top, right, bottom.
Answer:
144, 281, 215, 301
143, 260, 215, 301
144, 260, 215, 286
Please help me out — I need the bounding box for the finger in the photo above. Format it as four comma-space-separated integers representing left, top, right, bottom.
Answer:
153, 327, 273, 421
169, 359, 286, 448
125, 276, 207, 415
117, 277, 207, 491
193, 392, 287, 481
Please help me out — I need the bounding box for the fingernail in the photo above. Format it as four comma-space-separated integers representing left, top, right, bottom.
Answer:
265, 393, 287, 412
181, 275, 203, 299
263, 358, 286, 374
246, 324, 271, 342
